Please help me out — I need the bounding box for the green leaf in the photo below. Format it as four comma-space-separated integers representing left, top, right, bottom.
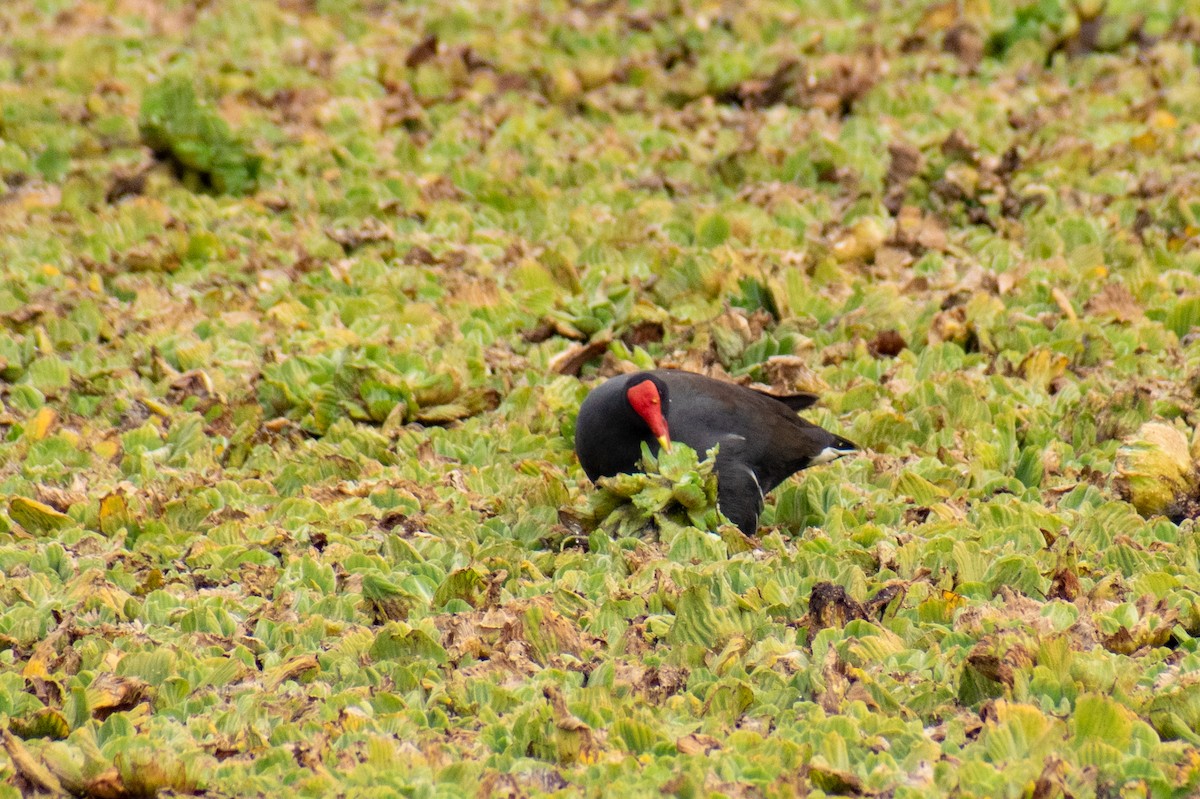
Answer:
1072, 693, 1133, 750
611, 718, 661, 754
432, 567, 486, 609
22, 357, 71, 396
139, 74, 261, 195
1165, 296, 1200, 338
696, 213, 731, 248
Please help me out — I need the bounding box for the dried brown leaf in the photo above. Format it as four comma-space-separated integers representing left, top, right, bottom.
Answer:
807, 582, 869, 631
944, 23, 984, 71
676, 733, 722, 755
550, 337, 611, 376
1085, 283, 1143, 322
868, 330, 908, 358
405, 34, 439, 68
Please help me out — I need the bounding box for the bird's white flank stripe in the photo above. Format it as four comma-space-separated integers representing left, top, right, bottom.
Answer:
743, 464, 764, 499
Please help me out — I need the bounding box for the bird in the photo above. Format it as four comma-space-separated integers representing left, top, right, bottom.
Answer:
573, 369, 857, 534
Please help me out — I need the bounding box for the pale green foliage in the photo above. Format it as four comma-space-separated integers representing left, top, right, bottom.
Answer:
587, 443, 724, 537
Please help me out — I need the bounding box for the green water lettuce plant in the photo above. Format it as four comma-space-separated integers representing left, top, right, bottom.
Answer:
139, 75, 262, 195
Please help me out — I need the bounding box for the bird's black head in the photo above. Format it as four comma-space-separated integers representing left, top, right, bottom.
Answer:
624, 373, 671, 451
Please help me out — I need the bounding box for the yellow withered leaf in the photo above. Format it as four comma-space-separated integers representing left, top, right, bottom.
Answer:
1117, 422, 1197, 518
28, 407, 57, 440
93, 439, 120, 460
8, 496, 74, 534
1150, 109, 1178, 130
141, 398, 171, 416
941, 590, 966, 610
918, 0, 990, 31
9, 708, 70, 741
918, 1, 958, 31
21, 655, 51, 681
1132, 130, 1158, 154
99, 493, 130, 535
86, 674, 151, 718
1020, 349, 1069, 390
2, 729, 64, 794
265, 654, 320, 689
831, 217, 887, 263
1050, 287, 1077, 322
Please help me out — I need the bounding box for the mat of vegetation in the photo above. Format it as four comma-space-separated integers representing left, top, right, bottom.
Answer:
2, 0, 1200, 796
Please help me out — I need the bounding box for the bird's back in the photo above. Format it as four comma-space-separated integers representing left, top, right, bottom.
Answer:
655, 370, 840, 489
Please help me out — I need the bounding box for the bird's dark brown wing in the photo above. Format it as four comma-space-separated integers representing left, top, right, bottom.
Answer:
657, 369, 851, 490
